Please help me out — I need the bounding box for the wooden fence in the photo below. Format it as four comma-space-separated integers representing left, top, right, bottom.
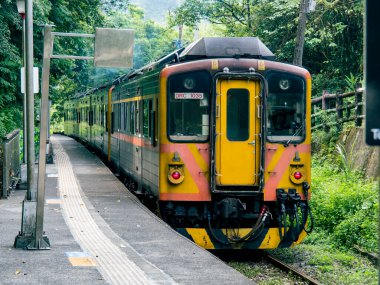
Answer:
0, 129, 20, 198
311, 85, 364, 130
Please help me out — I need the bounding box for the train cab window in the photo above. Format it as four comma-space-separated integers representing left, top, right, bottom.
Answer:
168, 71, 211, 142
266, 72, 306, 143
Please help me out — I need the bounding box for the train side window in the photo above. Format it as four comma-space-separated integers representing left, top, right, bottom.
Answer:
121, 103, 125, 131
266, 72, 306, 143
101, 108, 104, 127
89, 110, 93, 126
125, 102, 130, 133
111, 111, 115, 134
115, 104, 119, 131
130, 102, 135, 134
135, 100, 141, 135
143, 99, 151, 137
148, 100, 153, 138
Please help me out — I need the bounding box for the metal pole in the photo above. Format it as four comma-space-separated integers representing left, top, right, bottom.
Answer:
25, 0, 35, 201
22, 16, 27, 164
14, 0, 37, 249
30, 25, 52, 249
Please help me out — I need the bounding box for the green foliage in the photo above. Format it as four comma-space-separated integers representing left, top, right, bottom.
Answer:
311, 122, 341, 155
168, 0, 255, 34
311, 162, 378, 252
306, 0, 363, 96
344, 72, 362, 92
0, 1, 23, 136
0, 106, 22, 137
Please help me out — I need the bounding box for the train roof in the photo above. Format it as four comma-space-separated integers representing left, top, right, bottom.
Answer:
179, 37, 275, 61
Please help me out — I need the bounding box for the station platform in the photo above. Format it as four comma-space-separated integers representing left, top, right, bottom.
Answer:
0, 134, 253, 284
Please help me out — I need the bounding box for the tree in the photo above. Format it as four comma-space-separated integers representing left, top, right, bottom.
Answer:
170, 0, 363, 95
0, 0, 24, 136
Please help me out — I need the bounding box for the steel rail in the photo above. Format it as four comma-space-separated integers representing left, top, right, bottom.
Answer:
265, 253, 322, 285
353, 245, 378, 265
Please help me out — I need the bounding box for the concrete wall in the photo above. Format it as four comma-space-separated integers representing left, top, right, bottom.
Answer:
340, 127, 379, 178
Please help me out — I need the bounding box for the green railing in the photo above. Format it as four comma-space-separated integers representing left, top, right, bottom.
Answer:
311, 86, 364, 130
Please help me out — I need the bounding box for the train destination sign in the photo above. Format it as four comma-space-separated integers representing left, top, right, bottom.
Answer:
174, 92, 204, 99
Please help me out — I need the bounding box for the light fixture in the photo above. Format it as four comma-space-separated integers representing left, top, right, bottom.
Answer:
16, 0, 25, 17
279, 79, 290, 90
293, 171, 303, 180
183, 77, 195, 90
168, 167, 185, 184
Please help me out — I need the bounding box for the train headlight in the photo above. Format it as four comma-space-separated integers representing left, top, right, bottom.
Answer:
279, 79, 290, 90
168, 167, 185, 184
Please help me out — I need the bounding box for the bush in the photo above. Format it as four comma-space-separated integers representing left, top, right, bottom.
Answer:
310, 162, 378, 252
0, 106, 22, 137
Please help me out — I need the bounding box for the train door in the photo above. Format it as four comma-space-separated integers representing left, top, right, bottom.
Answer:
215, 79, 261, 186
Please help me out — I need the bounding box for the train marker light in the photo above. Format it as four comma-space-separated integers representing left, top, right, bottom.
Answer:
171, 171, 181, 180
168, 167, 185, 184
294, 171, 303, 180
290, 168, 305, 184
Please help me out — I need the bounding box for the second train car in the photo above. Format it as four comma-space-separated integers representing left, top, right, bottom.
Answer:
64, 37, 313, 249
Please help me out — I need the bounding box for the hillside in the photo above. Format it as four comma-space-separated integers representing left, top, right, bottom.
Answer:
129, 0, 182, 23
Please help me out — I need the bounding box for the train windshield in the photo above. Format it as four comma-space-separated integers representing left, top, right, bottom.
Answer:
266, 72, 306, 143
168, 71, 211, 142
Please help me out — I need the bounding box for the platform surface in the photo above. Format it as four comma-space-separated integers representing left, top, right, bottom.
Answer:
0, 135, 254, 284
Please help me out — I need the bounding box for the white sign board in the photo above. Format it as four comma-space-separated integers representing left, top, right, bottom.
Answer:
21, 67, 39, 94
94, 28, 134, 68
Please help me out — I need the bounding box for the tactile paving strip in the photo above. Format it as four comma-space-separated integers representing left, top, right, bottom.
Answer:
52, 137, 152, 285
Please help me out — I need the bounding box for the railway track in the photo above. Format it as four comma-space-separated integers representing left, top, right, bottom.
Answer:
264, 253, 322, 285
353, 245, 378, 265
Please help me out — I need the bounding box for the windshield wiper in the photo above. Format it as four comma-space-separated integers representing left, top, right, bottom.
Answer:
284, 122, 304, 147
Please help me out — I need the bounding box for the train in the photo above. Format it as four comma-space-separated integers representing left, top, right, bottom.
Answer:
64, 37, 313, 249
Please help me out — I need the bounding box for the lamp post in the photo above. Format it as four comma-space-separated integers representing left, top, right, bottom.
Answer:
17, 0, 27, 165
